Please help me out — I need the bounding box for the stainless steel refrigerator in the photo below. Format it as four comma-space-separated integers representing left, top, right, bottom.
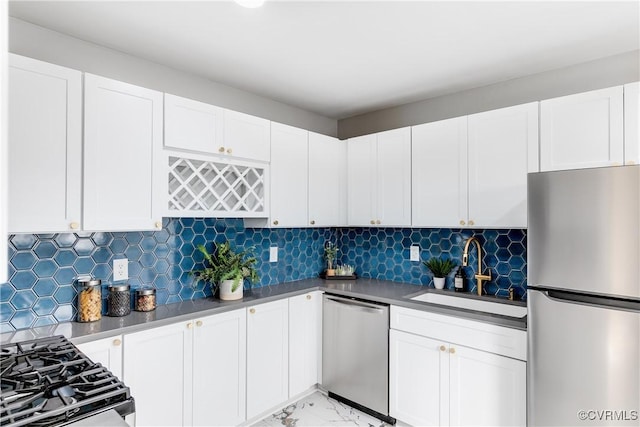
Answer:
527, 165, 640, 427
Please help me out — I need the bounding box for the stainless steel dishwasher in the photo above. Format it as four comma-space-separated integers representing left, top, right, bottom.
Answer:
322, 294, 395, 424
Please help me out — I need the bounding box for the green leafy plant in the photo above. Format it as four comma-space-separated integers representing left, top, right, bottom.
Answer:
191, 241, 259, 293
422, 257, 457, 278
324, 241, 339, 270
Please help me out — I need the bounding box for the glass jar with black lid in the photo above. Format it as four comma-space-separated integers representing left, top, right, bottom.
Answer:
108, 284, 131, 317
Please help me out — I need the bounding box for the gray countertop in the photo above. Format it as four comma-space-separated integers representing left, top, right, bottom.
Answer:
1, 278, 527, 345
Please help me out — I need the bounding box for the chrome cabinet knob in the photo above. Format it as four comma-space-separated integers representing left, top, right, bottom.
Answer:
250, 308, 256, 314
218, 146, 225, 153
70, 222, 79, 230
306, 294, 311, 300
459, 220, 466, 226
376, 220, 381, 225
273, 220, 279, 226
310, 220, 315, 225
468, 220, 475, 226
226, 148, 233, 154
155, 221, 162, 229
187, 322, 193, 329
370, 220, 375, 225
196, 320, 203, 327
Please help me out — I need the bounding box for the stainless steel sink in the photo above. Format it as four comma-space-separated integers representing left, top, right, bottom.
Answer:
410, 292, 527, 318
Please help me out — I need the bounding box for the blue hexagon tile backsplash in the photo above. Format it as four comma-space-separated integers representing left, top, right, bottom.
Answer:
1, 219, 527, 332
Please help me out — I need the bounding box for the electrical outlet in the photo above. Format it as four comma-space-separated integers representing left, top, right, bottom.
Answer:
113, 258, 129, 281
269, 246, 278, 263
410, 245, 420, 262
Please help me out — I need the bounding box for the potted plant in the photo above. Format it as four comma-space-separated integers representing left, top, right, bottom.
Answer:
191, 241, 259, 300
423, 257, 456, 290
324, 241, 339, 276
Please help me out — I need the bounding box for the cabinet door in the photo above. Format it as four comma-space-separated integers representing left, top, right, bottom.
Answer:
164, 93, 224, 154
75, 335, 123, 380
377, 127, 412, 226
84, 74, 163, 231
389, 330, 446, 427
308, 133, 347, 227
270, 123, 308, 227
8, 54, 82, 233
625, 82, 639, 165
0, 4, 6, 283
449, 344, 526, 427
223, 109, 270, 162
468, 102, 538, 228
246, 299, 289, 419
289, 291, 322, 397
347, 134, 377, 226
540, 86, 623, 171
193, 309, 246, 427
124, 322, 192, 427
412, 117, 468, 228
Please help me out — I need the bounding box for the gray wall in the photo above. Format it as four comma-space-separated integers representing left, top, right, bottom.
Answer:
9, 18, 338, 137
338, 50, 640, 139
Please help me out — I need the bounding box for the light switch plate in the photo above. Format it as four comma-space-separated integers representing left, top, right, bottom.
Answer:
113, 258, 129, 281
269, 246, 278, 263
410, 245, 420, 262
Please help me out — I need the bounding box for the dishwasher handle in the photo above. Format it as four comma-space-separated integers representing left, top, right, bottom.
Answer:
324, 295, 388, 313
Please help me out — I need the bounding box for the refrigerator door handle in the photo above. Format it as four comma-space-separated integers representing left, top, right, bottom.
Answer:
540, 288, 640, 312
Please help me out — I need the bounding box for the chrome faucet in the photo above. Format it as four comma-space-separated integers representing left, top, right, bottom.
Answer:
462, 236, 492, 296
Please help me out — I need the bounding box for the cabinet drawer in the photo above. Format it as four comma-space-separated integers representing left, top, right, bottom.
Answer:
391, 306, 526, 361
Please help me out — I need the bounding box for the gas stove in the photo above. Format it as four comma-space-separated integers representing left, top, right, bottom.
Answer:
0, 335, 134, 427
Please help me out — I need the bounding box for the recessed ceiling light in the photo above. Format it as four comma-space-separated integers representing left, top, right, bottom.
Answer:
234, 0, 265, 8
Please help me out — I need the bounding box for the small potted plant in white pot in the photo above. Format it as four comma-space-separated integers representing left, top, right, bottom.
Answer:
191, 241, 259, 300
423, 257, 456, 290
324, 241, 339, 276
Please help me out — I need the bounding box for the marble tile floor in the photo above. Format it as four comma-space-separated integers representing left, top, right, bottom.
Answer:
252, 391, 402, 427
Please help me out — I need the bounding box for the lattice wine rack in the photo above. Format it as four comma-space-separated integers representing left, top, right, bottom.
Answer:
167, 155, 267, 217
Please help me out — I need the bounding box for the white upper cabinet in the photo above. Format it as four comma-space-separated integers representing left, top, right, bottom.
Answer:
8, 54, 82, 233
412, 103, 537, 228
540, 86, 624, 171
347, 127, 411, 227
412, 117, 468, 228
467, 102, 538, 228
347, 133, 377, 226
308, 132, 347, 227
624, 82, 639, 165
0, 3, 6, 283
223, 109, 271, 163
270, 122, 309, 227
84, 74, 163, 231
164, 93, 224, 153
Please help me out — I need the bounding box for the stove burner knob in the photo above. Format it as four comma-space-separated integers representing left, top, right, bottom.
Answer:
113, 339, 122, 346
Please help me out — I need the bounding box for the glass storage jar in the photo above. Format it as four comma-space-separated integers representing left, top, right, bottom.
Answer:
107, 284, 131, 317
77, 279, 102, 322
135, 287, 156, 312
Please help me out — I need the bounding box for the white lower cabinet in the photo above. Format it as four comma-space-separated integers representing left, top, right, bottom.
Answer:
123, 309, 246, 427
75, 335, 123, 380
123, 321, 191, 427
288, 291, 322, 397
246, 299, 289, 419
389, 306, 526, 427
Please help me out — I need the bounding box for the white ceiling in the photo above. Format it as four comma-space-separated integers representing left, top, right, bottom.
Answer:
8, 1, 640, 120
